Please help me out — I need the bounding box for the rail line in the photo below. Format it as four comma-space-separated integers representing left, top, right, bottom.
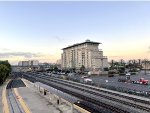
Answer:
38, 77, 129, 113
23, 73, 132, 113
44, 74, 150, 105
38, 74, 150, 112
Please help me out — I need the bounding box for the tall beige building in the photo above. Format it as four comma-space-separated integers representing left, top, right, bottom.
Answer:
61, 40, 108, 71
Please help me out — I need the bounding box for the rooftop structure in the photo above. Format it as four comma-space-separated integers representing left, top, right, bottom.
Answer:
62, 39, 101, 50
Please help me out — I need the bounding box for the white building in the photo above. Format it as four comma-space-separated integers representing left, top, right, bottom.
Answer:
61, 40, 108, 71
18, 60, 39, 66
29, 60, 39, 66
18, 61, 23, 66
22, 61, 29, 67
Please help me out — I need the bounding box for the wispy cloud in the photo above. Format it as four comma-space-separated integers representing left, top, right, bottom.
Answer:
53, 36, 64, 42
0, 48, 10, 51
147, 46, 150, 53
0, 52, 43, 58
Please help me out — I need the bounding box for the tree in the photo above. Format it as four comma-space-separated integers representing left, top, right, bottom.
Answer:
104, 67, 109, 71
110, 60, 114, 69
80, 65, 85, 73
53, 66, 58, 72
142, 59, 149, 75
0, 61, 11, 85
0, 64, 9, 84
0, 60, 11, 77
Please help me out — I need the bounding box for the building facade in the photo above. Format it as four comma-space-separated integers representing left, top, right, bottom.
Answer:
61, 40, 108, 71
18, 60, 39, 67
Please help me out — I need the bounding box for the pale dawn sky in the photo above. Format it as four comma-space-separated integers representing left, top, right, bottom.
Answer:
0, 1, 150, 65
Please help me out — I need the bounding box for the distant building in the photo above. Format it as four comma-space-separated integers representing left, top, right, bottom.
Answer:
61, 40, 108, 71
142, 61, 150, 70
18, 60, 39, 67
29, 60, 39, 66
56, 59, 61, 65
18, 61, 23, 66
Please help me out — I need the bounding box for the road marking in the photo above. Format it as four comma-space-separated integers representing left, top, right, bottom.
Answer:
2, 86, 10, 113
13, 88, 32, 113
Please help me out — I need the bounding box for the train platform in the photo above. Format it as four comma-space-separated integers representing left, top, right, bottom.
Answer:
0, 84, 4, 113
19, 87, 77, 113
1, 78, 78, 113
22, 78, 80, 113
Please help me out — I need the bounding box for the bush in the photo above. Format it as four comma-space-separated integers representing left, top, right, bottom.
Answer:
104, 67, 109, 71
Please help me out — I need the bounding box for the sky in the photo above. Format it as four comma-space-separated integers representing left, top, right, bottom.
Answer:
0, 1, 150, 65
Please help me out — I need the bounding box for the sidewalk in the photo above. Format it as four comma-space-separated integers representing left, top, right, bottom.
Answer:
0, 85, 3, 113
17, 87, 61, 113
0, 81, 9, 113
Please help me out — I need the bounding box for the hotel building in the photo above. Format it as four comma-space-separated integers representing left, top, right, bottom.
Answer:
61, 40, 108, 71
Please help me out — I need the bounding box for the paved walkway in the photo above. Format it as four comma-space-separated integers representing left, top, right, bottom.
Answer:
0, 81, 9, 113
19, 79, 77, 113
18, 87, 61, 113
1, 78, 80, 113
0, 84, 3, 113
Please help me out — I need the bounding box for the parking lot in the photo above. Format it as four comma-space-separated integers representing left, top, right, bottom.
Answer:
36, 70, 150, 97
89, 71, 150, 97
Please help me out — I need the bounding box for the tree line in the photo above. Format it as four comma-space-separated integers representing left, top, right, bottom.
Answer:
0, 60, 11, 85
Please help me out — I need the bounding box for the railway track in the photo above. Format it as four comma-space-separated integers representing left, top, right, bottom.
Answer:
37, 74, 150, 112
41, 74, 150, 104
23, 73, 134, 113
7, 80, 24, 113
38, 76, 129, 113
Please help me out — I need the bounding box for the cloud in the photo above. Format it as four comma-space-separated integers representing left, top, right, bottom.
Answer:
147, 46, 150, 53
0, 48, 10, 51
0, 52, 43, 58
53, 36, 64, 42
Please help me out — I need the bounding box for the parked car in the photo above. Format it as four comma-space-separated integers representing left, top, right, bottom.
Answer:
108, 74, 114, 77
